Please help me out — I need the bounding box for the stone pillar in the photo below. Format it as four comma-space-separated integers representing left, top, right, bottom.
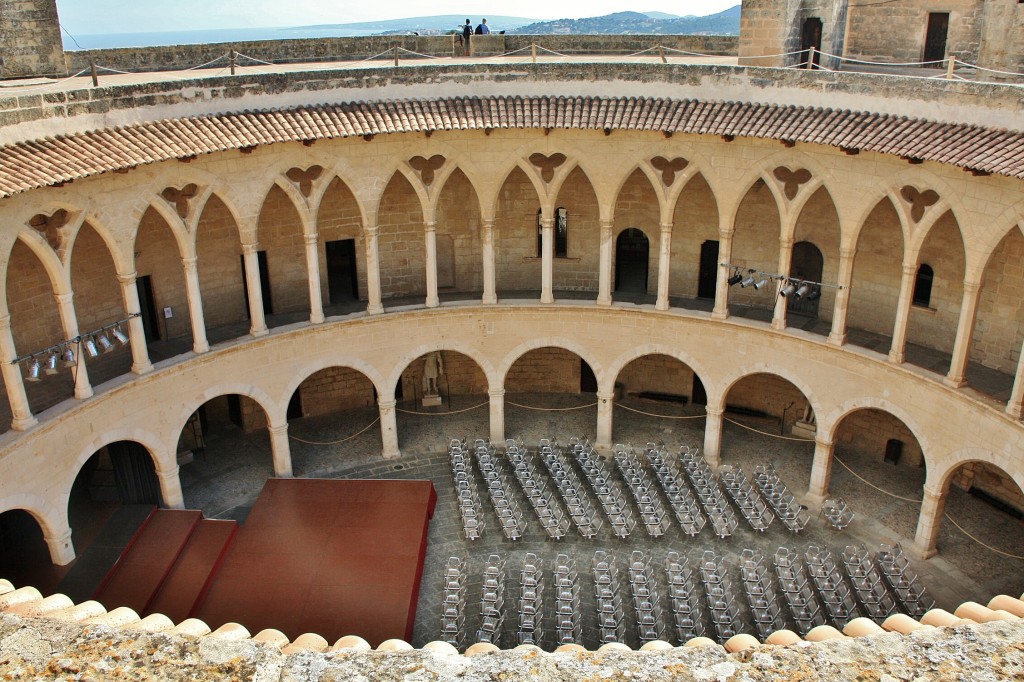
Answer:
481, 218, 497, 304
772, 238, 794, 331
944, 280, 982, 388
241, 244, 269, 337
595, 389, 615, 451
805, 437, 834, 507
488, 387, 505, 445
303, 233, 325, 324
827, 247, 856, 346
45, 528, 75, 566
540, 217, 554, 304
424, 221, 440, 308
0, 314, 37, 430
156, 465, 185, 509
117, 272, 153, 374
1006, 337, 1024, 419
54, 293, 92, 400
181, 256, 210, 353
0, 0, 64, 78
379, 399, 401, 458
268, 422, 293, 478
888, 263, 918, 364
912, 485, 946, 560
712, 232, 733, 320
977, 0, 1019, 81
364, 225, 384, 315
655, 223, 673, 311
703, 405, 725, 469
597, 218, 614, 306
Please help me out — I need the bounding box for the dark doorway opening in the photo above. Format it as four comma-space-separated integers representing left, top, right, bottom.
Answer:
241, 250, 272, 318
800, 17, 823, 69
698, 240, 719, 299
75, 444, 161, 507
287, 391, 303, 420
0, 510, 54, 590
614, 228, 650, 293
692, 375, 707, 406
788, 241, 824, 318
580, 361, 598, 393
923, 12, 949, 65
136, 274, 160, 341
326, 238, 359, 304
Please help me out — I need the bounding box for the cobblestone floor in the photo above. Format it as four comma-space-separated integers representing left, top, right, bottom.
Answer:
178, 392, 1024, 650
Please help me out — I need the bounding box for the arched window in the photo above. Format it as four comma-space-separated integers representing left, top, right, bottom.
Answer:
913, 264, 934, 307
536, 207, 569, 258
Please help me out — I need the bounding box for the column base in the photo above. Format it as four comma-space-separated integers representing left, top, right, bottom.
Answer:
45, 532, 76, 566
132, 362, 154, 375
426, 297, 440, 308
194, 341, 210, 354
367, 303, 385, 315
942, 375, 967, 389
540, 294, 554, 304
382, 447, 403, 460
274, 467, 294, 479
596, 296, 612, 307
771, 318, 787, 331
594, 441, 612, 457
911, 543, 938, 560
1006, 403, 1023, 420
482, 294, 498, 305
310, 312, 325, 324
74, 386, 94, 400
802, 491, 826, 510
10, 415, 38, 431
655, 299, 669, 311
251, 327, 270, 338
888, 350, 905, 364
711, 309, 729, 321
826, 333, 847, 347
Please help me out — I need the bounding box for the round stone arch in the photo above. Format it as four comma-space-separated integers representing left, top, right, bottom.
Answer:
930, 447, 1024, 497
61, 427, 172, 505
387, 341, 498, 400
171, 381, 282, 441
605, 343, 720, 401
279, 355, 388, 417
0, 493, 70, 565
497, 336, 603, 391
714, 362, 825, 419
818, 396, 933, 458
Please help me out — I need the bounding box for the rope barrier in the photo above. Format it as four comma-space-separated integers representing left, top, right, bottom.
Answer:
816, 50, 946, 67
0, 67, 91, 93
396, 47, 445, 60
943, 512, 1024, 561
395, 401, 488, 416
614, 403, 707, 420
233, 52, 275, 66
957, 62, 1024, 78
506, 400, 597, 411
833, 455, 923, 503
289, 416, 379, 445
722, 417, 816, 442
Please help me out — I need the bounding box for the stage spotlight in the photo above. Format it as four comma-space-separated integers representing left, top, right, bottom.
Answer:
97, 333, 114, 353
112, 326, 129, 345
727, 271, 743, 286
83, 337, 100, 358
780, 281, 796, 297
62, 346, 75, 367
795, 284, 812, 299
740, 275, 756, 287
44, 353, 59, 375
25, 358, 41, 382
807, 287, 821, 301
753, 279, 769, 290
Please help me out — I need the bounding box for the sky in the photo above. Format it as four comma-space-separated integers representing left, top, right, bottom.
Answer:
55, 1, 740, 34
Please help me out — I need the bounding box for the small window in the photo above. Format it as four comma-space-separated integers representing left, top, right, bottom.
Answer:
536, 207, 569, 258
913, 264, 933, 307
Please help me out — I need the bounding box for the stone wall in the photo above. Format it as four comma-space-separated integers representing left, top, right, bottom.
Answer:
298, 367, 376, 417
616, 355, 695, 400
136, 208, 194, 343
505, 348, 583, 394
0, 0, 63, 78
834, 408, 924, 468
725, 373, 812, 435
952, 461, 1024, 511
845, 0, 984, 65
399, 351, 488, 401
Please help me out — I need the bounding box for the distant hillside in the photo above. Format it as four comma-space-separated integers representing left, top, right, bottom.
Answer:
510, 6, 741, 35
288, 15, 537, 35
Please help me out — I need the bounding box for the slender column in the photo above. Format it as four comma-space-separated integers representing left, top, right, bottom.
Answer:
242, 244, 269, 337
156, 465, 185, 508
703, 405, 725, 469
772, 238, 794, 331
597, 218, 613, 306
44, 528, 75, 566
424, 221, 440, 308
117, 272, 153, 374
379, 398, 401, 458
827, 247, 856, 346
181, 256, 210, 353
655, 223, 673, 311
944, 280, 982, 387
488, 387, 505, 445
805, 437, 835, 507
54, 292, 91, 399
481, 218, 497, 304
0, 314, 37, 430
888, 262, 917, 364
912, 484, 946, 559
364, 225, 384, 315
540, 217, 554, 304
268, 422, 293, 478
711, 232, 733, 320
595, 389, 615, 453
304, 233, 325, 324
1006, 337, 1024, 419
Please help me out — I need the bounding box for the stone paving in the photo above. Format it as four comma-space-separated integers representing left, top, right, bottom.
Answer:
177, 391, 1024, 651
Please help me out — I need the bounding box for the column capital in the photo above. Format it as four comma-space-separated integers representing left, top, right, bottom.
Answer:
424, 221, 437, 232
839, 247, 857, 260
596, 390, 616, 401
705, 405, 725, 418
181, 256, 199, 268
268, 423, 289, 436
961, 279, 982, 294
303, 232, 319, 245
814, 437, 834, 450
540, 217, 554, 228
488, 387, 505, 398
241, 242, 261, 255
364, 226, 380, 238
717, 228, 735, 240
901, 262, 917, 276
481, 217, 496, 228
155, 464, 181, 479
0, 314, 10, 330
378, 399, 397, 410
116, 271, 138, 285
922, 484, 944, 500
659, 223, 673, 233
778, 238, 794, 250
54, 292, 74, 305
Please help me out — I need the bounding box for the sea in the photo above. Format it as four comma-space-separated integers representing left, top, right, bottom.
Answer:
63, 27, 389, 51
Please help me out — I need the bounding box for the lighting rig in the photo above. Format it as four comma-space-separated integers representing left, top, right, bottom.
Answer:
721, 263, 842, 302
11, 313, 139, 382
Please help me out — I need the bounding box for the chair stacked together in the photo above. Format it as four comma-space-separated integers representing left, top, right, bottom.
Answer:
680, 448, 738, 540
821, 497, 855, 530
627, 550, 665, 644
571, 441, 636, 539
536, 438, 603, 539
720, 466, 775, 533
614, 445, 671, 537
473, 440, 526, 541
477, 554, 506, 645
842, 545, 898, 620
753, 464, 811, 532
699, 550, 741, 643
645, 443, 706, 536
738, 549, 786, 639
516, 553, 545, 646
773, 547, 826, 635
804, 545, 860, 628
552, 553, 582, 645
876, 543, 935, 617
505, 440, 571, 540
440, 556, 467, 648
664, 550, 706, 642
449, 439, 485, 540
592, 550, 625, 644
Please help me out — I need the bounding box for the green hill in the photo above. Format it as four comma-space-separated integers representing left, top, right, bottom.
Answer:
510, 6, 740, 35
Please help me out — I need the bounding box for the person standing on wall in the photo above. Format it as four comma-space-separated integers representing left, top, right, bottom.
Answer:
476, 19, 490, 35
462, 19, 472, 55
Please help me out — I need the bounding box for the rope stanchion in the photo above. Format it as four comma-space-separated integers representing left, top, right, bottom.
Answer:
395, 401, 488, 416
0, 67, 91, 93
943, 512, 1024, 560
506, 400, 598, 411
832, 455, 923, 503
289, 416, 379, 445
723, 417, 816, 442
614, 403, 707, 420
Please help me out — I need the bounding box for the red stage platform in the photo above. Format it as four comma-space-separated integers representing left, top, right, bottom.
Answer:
195, 478, 436, 645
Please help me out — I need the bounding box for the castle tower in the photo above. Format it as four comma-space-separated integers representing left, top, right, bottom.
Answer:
0, 0, 64, 78
739, 0, 849, 70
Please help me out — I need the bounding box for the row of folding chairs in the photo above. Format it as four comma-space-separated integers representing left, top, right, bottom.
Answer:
440, 556, 467, 647
680, 447, 739, 540
773, 547, 827, 635
646, 443, 707, 537
505, 440, 572, 540
665, 551, 707, 642
821, 497, 855, 531
720, 466, 775, 533
627, 550, 665, 643
449, 439, 485, 540
593, 550, 626, 643
805, 545, 860, 627
698, 550, 741, 643
553, 553, 582, 645
571, 440, 637, 539
613, 445, 672, 537
842, 545, 899, 621
753, 464, 810, 533
474, 440, 528, 540
535, 439, 603, 539
738, 549, 787, 640
876, 543, 935, 617
516, 553, 545, 645
477, 554, 507, 645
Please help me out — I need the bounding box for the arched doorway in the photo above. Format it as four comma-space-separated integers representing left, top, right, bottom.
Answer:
614, 228, 650, 294
0, 509, 59, 591
611, 354, 705, 444
395, 351, 489, 451
788, 241, 824, 318
504, 347, 598, 440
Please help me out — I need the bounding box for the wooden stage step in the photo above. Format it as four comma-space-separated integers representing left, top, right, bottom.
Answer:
146, 519, 238, 623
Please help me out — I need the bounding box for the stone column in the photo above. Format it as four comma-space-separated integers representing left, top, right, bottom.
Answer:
712, 232, 733, 320
912, 484, 946, 560
268, 422, 293, 478
771, 238, 794, 331
0, 314, 37, 430
540, 217, 554, 304
241, 244, 269, 337
703, 405, 725, 469
44, 528, 75, 566
481, 218, 497, 304
944, 280, 982, 388
117, 272, 153, 374
805, 437, 834, 507
597, 218, 613, 306
379, 398, 401, 458
181, 256, 210, 353
656, 223, 673, 311
54, 292, 91, 399
888, 262, 917, 364
156, 465, 185, 509
364, 225, 384, 315
1006, 338, 1024, 419
827, 247, 856, 346
595, 389, 615, 452
488, 387, 505, 445
424, 221, 440, 308
303, 232, 325, 324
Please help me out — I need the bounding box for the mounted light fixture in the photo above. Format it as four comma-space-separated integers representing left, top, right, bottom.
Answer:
96, 333, 114, 354
740, 273, 756, 287
25, 358, 41, 382
112, 326, 129, 346
794, 283, 812, 299
807, 287, 821, 301
10, 313, 142, 383
727, 269, 743, 286
44, 353, 59, 375
62, 346, 75, 367
83, 337, 99, 359
753, 278, 770, 290
780, 281, 797, 297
